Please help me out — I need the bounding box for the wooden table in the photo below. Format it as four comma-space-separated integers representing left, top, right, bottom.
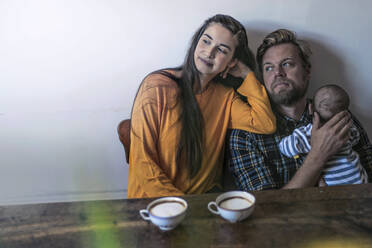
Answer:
1, 184, 372, 248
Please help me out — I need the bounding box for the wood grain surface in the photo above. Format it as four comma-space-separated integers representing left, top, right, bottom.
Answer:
1, 184, 371, 248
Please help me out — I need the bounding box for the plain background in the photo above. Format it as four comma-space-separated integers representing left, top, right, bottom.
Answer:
1, 0, 371, 205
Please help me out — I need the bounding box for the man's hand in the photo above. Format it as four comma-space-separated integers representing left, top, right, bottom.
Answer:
310, 111, 352, 163
221, 60, 252, 79
283, 110, 352, 190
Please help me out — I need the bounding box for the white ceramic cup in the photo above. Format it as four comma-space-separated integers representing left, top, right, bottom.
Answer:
139, 197, 188, 231
207, 191, 255, 223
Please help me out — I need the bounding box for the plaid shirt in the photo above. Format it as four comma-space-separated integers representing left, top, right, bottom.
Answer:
227, 101, 372, 191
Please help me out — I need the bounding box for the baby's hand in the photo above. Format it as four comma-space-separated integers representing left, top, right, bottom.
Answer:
318, 178, 327, 187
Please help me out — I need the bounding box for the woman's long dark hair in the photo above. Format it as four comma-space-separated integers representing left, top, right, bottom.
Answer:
133, 14, 256, 178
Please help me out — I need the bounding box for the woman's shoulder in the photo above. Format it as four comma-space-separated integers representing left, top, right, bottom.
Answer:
142, 69, 180, 90
136, 69, 181, 104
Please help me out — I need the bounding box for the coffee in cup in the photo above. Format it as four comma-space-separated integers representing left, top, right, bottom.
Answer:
208, 191, 255, 223
149, 200, 185, 217
139, 197, 187, 231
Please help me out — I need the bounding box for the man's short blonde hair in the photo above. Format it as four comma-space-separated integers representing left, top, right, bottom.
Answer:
256, 29, 312, 76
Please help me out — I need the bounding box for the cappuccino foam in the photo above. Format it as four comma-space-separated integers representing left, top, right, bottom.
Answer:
150, 201, 185, 217
219, 197, 252, 210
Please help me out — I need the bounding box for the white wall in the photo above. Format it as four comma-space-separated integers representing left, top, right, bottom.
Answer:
1, 0, 371, 205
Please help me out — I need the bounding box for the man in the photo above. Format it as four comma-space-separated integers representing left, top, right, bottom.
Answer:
228, 29, 372, 191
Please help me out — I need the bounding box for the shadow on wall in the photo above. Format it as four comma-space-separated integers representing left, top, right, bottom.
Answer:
243, 24, 372, 135
243, 25, 348, 94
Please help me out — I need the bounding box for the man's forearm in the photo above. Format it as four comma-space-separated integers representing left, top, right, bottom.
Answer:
282, 150, 326, 189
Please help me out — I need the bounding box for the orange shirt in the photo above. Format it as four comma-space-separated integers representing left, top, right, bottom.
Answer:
128, 72, 276, 198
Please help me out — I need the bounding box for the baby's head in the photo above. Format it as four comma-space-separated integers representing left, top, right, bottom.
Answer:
313, 84, 349, 124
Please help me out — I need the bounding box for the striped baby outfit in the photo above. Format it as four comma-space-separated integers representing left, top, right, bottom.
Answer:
279, 123, 368, 186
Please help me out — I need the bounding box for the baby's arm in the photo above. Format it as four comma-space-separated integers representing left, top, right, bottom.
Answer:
279, 124, 312, 158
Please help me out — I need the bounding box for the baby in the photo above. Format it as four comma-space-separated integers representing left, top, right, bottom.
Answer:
279, 84, 368, 186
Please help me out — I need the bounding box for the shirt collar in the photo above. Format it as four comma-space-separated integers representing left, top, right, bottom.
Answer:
275, 99, 313, 134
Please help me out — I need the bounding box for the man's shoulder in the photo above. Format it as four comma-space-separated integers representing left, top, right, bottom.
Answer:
349, 111, 371, 145
229, 128, 281, 148
350, 111, 367, 131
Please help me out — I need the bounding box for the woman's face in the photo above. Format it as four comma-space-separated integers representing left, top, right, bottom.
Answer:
194, 23, 238, 81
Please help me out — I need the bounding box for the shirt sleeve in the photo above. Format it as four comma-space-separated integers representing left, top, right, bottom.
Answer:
349, 124, 360, 146
350, 113, 372, 182
229, 72, 276, 134
279, 125, 312, 157
129, 78, 184, 197
228, 129, 279, 191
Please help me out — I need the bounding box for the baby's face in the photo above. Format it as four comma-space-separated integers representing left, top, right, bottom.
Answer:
313, 88, 339, 122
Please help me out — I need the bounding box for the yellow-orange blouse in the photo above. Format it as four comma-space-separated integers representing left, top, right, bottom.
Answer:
128, 72, 276, 198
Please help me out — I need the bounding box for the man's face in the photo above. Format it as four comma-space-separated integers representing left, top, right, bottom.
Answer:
261, 43, 310, 106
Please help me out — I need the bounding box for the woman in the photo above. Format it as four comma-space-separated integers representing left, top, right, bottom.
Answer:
128, 14, 276, 198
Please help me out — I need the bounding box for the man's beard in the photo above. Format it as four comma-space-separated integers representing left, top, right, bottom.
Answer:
269, 78, 308, 106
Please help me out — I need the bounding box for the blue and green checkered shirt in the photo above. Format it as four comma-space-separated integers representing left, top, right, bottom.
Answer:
227, 101, 372, 191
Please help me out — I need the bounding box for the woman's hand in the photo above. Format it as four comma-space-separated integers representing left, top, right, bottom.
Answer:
221, 60, 252, 79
